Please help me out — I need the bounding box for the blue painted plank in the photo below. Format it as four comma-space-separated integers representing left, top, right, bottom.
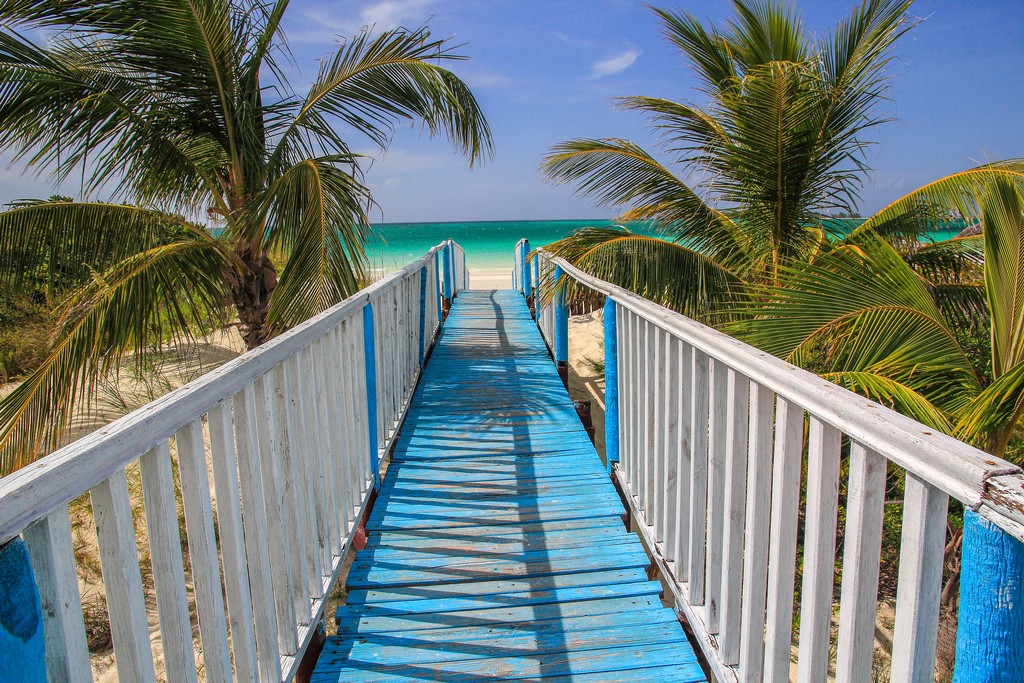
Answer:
311, 641, 703, 682
313, 290, 705, 682
336, 595, 669, 635
345, 567, 651, 604
339, 579, 663, 617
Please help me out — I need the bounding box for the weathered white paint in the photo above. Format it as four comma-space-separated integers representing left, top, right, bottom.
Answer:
835, 442, 887, 682
762, 396, 803, 682
891, 474, 949, 682
0, 242, 461, 682
22, 507, 92, 683
90, 468, 157, 682
738, 382, 773, 681
718, 369, 749, 664
138, 442, 198, 683
540, 249, 1024, 683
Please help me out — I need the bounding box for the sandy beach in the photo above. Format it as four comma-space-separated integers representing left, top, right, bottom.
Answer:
466, 267, 513, 290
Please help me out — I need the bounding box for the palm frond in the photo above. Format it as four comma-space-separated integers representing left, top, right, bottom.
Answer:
822, 370, 952, 432
544, 226, 743, 321
262, 156, 372, 330
270, 26, 492, 174
981, 177, 1024, 378
954, 361, 1024, 457
850, 160, 1024, 245
0, 201, 217, 295
0, 238, 232, 473
904, 235, 984, 284
735, 233, 976, 398
540, 138, 749, 265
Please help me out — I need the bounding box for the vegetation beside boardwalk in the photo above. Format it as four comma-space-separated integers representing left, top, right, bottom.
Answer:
0, 0, 492, 475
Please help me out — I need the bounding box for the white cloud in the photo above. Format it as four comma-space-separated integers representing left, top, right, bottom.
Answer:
590, 49, 640, 79
290, 0, 438, 44
360, 0, 437, 29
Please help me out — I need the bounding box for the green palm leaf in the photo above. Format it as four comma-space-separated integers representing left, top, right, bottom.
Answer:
270, 26, 493, 174
262, 156, 372, 329
0, 238, 231, 473
735, 233, 977, 406
822, 370, 952, 432
980, 178, 1024, 378
544, 226, 743, 321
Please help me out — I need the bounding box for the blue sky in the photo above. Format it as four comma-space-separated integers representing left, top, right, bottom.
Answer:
1, 0, 1022, 222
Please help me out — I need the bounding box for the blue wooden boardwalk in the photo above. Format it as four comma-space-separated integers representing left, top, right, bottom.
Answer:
312, 290, 706, 682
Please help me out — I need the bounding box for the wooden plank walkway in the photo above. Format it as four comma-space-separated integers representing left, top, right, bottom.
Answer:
312, 290, 706, 682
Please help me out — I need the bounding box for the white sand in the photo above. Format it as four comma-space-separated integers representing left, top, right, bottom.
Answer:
467, 267, 513, 290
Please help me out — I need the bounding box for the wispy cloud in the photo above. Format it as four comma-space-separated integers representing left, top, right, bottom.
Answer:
590, 49, 640, 79
360, 0, 438, 29
290, 0, 438, 43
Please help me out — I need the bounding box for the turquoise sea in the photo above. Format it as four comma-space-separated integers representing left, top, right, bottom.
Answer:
365, 218, 965, 273
365, 219, 622, 273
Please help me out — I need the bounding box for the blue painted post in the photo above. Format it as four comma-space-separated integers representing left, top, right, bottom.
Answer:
0, 538, 45, 681
953, 510, 1024, 681
362, 303, 380, 489
442, 242, 454, 314
434, 251, 443, 327
603, 298, 619, 473
553, 264, 569, 387
418, 265, 428, 366
520, 240, 532, 299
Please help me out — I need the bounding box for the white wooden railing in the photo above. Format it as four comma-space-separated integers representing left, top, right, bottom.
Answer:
525, 246, 1024, 683
0, 240, 467, 682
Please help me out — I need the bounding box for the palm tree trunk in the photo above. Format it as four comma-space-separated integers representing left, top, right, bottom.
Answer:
227, 246, 277, 349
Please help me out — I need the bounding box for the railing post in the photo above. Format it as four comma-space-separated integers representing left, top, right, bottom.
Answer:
362, 302, 380, 489
442, 241, 454, 316
953, 510, 1024, 681
603, 297, 619, 473
0, 537, 45, 681
434, 251, 443, 327
520, 239, 532, 300
553, 264, 569, 387
418, 265, 428, 367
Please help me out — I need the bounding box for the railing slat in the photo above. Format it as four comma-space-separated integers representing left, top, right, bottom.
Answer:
312, 339, 341, 559
719, 368, 750, 664
622, 308, 636, 491
891, 473, 949, 682
647, 323, 664, 537
23, 506, 92, 683
297, 346, 331, 581
284, 354, 323, 598
662, 333, 681, 565
139, 441, 199, 683
232, 386, 284, 681
835, 442, 887, 682
254, 374, 300, 655
176, 418, 233, 683
705, 358, 729, 632
206, 402, 260, 682
762, 396, 804, 682
738, 382, 774, 680
686, 348, 710, 606
90, 468, 157, 682
796, 416, 841, 683
671, 338, 692, 577
325, 327, 352, 542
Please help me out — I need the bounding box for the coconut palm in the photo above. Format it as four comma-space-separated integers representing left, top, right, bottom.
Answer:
738, 174, 1024, 461
0, 0, 492, 472
541, 0, 917, 319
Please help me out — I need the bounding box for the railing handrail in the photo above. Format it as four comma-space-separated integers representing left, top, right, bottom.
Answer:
541, 247, 1024, 539
0, 241, 449, 545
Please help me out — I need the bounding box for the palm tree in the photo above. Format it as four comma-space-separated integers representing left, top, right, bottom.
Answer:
0, 0, 492, 472
738, 174, 1024, 462
540, 0, 917, 319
